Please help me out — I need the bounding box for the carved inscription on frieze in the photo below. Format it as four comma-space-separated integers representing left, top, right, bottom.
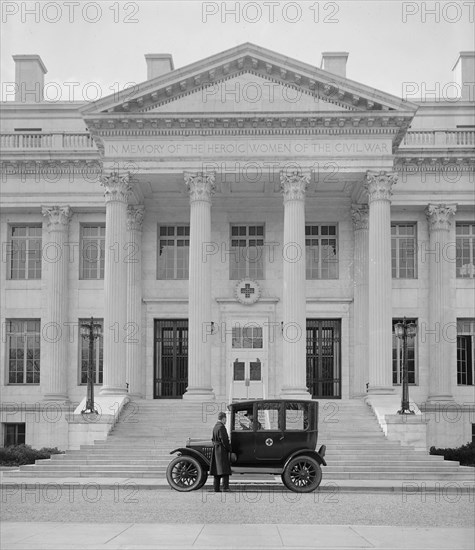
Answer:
105, 138, 391, 158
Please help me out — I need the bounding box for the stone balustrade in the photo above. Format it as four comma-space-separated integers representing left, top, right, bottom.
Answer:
1, 129, 473, 152
0, 132, 97, 150
400, 129, 475, 148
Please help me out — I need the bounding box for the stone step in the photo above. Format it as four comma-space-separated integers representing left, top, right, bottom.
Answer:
4, 470, 474, 481
60, 451, 444, 462
42, 458, 450, 467
13, 398, 470, 484
82, 441, 404, 450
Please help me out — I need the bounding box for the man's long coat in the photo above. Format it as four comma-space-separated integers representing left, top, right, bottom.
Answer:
209, 421, 232, 476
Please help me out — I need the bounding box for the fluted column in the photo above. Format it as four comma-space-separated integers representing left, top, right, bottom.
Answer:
351, 204, 369, 397
280, 171, 311, 398
100, 172, 131, 395
426, 203, 457, 402
126, 205, 145, 398
365, 171, 397, 393
41, 205, 72, 401
183, 172, 215, 400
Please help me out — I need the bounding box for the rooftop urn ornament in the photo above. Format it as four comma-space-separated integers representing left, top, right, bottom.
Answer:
235, 278, 261, 305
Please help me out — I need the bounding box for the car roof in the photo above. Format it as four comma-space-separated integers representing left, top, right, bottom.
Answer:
227, 399, 315, 410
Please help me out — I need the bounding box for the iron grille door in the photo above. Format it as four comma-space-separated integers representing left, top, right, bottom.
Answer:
154, 319, 188, 398
306, 319, 341, 398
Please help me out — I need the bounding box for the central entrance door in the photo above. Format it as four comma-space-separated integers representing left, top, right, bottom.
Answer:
154, 319, 188, 398
227, 319, 268, 400
306, 319, 341, 398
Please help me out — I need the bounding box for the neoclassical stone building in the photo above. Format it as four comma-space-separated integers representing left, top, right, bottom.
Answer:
1, 44, 474, 450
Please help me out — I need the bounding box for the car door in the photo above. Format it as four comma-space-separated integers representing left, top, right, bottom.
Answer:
253, 402, 285, 462
230, 407, 257, 466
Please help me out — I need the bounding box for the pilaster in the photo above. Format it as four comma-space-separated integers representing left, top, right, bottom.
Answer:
126, 205, 145, 398
425, 203, 457, 403
351, 204, 369, 397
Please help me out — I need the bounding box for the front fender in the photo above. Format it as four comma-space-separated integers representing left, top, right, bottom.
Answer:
169, 447, 210, 469
284, 447, 327, 469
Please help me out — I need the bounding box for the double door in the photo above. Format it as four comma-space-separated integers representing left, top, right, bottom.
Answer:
228, 319, 268, 400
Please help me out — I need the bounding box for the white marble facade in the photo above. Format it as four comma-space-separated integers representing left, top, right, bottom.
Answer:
0, 45, 474, 450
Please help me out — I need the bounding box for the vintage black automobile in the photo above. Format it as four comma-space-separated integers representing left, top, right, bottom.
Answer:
166, 399, 326, 493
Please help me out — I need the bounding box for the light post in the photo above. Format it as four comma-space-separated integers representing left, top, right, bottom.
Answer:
80, 317, 102, 415
394, 317, 417, 415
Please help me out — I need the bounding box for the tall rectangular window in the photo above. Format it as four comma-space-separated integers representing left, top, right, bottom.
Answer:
230, 225, 264, 280
3, 423, 26, 446
456, 223, 475, 278
7, 320, 40, 384
305, 224, 338, 279
391, 224, 417, 279
392, 318, 417, 385
457, 318, 474, 385
79, 319, 103, 384
80, 225, 105, 280
157, 226, 190, 279
7, 225, 42, 280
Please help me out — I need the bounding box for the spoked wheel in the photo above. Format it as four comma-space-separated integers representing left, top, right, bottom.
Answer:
282, 455, 322, 493
195, 471, 208, 490
166, 456, 204, 492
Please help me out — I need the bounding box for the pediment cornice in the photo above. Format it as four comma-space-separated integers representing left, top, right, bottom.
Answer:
80, 43, 418, 117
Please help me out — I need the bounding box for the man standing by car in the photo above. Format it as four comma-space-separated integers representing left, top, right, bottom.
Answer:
210, 411, 232, 492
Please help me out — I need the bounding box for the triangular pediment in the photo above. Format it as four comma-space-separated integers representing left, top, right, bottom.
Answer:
145, 73, 349, 114
81, 43, 418, 117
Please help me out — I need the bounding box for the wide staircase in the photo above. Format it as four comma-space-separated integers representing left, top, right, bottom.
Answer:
4, 399, 475, 482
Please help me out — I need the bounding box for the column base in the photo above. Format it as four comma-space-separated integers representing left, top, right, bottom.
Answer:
183, 387, 215, 401
279, 387, 312, 400
100, 386, 129, 396
43, 393, 69, 403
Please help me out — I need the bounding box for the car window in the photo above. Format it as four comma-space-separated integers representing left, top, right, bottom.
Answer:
285, 403, 309, 430
233, 410, 252, 431
256, 403, 281, 431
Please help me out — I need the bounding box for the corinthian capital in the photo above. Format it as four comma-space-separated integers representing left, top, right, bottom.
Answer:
41, 206, 72, 232
280, 171, 310, 203
127, 205, 145, 232
100, 171, 131, 204
425, 203, 457, 232
365, 171, 397, 203
184, 172, 216, 203
351, 204, 369, 231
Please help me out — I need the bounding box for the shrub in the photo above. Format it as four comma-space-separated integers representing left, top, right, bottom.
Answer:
0, 444, 64, 466
430, 441, 475, 467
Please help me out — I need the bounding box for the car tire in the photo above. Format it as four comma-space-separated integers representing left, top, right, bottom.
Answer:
166, 456, 204, 492
195, 471, 209, 490
282, 455, 322, 493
